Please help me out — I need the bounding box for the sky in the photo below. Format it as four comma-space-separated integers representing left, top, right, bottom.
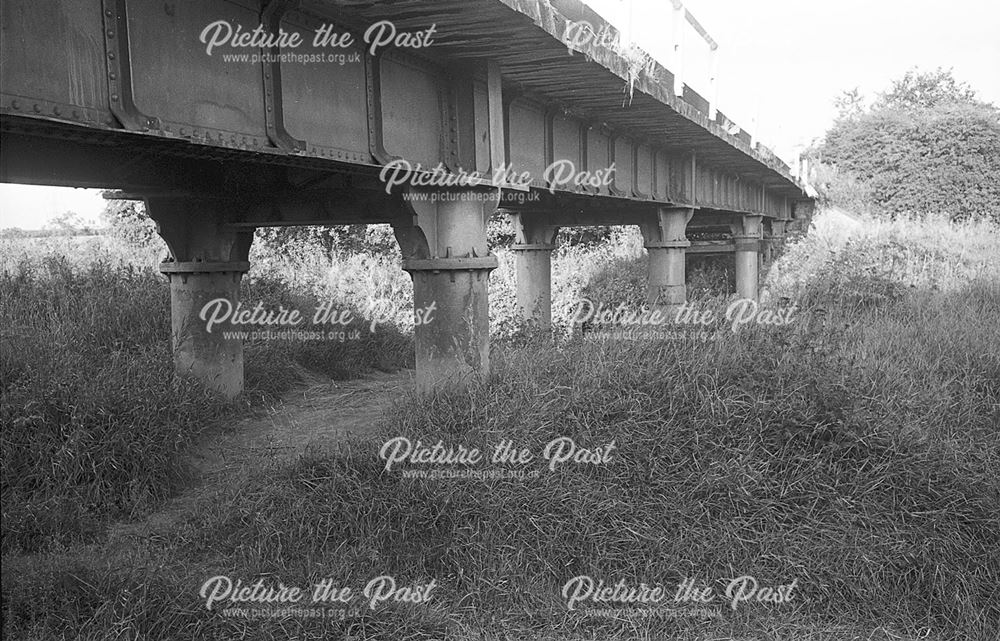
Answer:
587, 0, 1000, 160
1, 0, 997, 229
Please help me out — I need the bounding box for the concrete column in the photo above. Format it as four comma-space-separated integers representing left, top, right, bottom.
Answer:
393, 189, 498, 392
641, 207, 694, 309
146, 197, 253, 398
160, 264, 248, 398
731, 214, 763, 301
508, 211, 559, 329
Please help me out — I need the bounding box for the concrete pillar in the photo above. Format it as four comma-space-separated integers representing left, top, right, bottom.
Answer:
146, 197, 253, 398
508, 211, 559, 329
393, 189, 498, 392
160, 265, 248, 398
731, 214, 763, 301
641, 207, 694, 309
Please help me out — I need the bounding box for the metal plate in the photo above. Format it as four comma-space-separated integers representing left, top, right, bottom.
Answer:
507, 98, 546, 188
611, 135, 633, 196
0, 0, 111, 126
584, 125, 610, 196
379, 54, 443, 167
635, 143, 654, 199
550, 113, 581, 185
127, 0, 268, 139
279, 10, 369, 161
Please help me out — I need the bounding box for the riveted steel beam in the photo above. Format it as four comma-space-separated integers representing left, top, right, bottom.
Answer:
261, 0, 307, 153
102, 0, 159, 131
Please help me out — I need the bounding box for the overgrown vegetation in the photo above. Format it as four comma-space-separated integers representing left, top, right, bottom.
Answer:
4, 210, 998, 639
811, 68, 1000, 221
0, 236, 411, 555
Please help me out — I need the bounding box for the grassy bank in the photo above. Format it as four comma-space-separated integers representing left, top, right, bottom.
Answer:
0, 237, 411, 555
2, 214, 999, 639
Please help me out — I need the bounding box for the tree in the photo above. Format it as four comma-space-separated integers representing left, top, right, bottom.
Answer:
833, 87, 866, 120
816, 69, 1000, 222
876, 68, 983, 110
45, 211, 90, 236
101, 196, 161, 247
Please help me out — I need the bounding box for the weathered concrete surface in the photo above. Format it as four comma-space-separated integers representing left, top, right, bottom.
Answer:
163, 269, 246, 398
509, 211, 559, 329
642, 207, 694, 309
394, 190, 499, 392
732, 214, 763, 301
148, 197, 253, 398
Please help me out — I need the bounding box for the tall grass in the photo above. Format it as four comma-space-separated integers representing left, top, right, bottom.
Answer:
4, 278, 997, 639
0, 252, 226, 554
2, 213, 999, 639
0, 235, 412, 553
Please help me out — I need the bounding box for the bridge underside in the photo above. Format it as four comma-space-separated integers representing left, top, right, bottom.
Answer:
0, 0, 812, 395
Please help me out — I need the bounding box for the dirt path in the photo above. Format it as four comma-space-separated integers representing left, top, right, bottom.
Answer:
110, 369, 414, 539
190, 368, 412, 476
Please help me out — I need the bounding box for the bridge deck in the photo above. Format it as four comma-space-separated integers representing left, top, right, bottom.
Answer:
1, 0, 808, 220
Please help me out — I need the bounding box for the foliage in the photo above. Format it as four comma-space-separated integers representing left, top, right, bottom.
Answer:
100, 197, 162, 249
876, 68, 984, 110
254, 224, 398, 258
0, 237, 412, 554
3, 210, 1000, 639
813, 69, 1000, 221
6, 259, 999, 638
43, 211, 98, 236
0, 255, 227, 554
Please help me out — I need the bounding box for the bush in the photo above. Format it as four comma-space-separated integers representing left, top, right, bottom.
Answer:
813, 69, 1000, 221
100, 198, 164, 250
766, 212, 1000, 309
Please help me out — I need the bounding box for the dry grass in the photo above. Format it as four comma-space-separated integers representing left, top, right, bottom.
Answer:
2, 214, 999, 639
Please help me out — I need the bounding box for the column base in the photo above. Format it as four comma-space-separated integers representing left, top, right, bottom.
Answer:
161, 261, 248, 399
512, 243, 556, 330
402, 256, 498, 394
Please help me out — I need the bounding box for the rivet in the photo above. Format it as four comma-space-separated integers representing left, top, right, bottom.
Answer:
109, 72, 116, 80
33, 103, 40, 112
107, 30, 115, 38
53, 106, 61, 115
111, 94, 118, 101
108, 52, 116, 59
11, 100, 19, 110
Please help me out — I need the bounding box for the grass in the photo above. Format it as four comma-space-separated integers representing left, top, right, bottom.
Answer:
0, 235, 411, 555
2, 213, 999, 639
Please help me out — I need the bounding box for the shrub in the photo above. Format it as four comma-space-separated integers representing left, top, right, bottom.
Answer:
813, 69, 1000, 221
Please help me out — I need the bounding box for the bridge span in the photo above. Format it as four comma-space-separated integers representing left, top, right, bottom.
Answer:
0, 0, 814, 395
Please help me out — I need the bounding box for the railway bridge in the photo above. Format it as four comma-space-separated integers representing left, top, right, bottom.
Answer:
1, 0, 814, 395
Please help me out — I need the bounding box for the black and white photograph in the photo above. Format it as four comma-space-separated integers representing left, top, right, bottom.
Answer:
1, 0, 998, 639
